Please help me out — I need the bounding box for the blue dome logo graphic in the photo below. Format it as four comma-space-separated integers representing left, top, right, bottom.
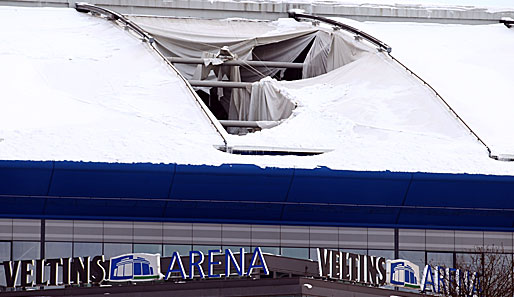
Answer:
386, 259, 420, 289
109, 253, 163, 281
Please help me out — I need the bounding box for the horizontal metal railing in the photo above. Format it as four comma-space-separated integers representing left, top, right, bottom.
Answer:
188, 80, 252, 89
168, 57, 303, 69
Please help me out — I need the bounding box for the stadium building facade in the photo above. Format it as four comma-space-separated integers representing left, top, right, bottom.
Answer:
1, 161, 514, 294
1, 1, 514, 295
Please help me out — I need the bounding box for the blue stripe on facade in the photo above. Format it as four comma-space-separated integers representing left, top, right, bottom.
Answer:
1, 160, 513, 230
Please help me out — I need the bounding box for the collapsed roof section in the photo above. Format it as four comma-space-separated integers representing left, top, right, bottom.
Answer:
127, 14, 505, 161
128, 15, 374, 130
1, 4, 513, 174
127, 14, 490, 161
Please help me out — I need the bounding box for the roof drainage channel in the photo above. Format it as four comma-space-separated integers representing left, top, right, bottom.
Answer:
216, 145, 329, 156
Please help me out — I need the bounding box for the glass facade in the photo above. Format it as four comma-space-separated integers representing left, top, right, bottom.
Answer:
192, 245, 222, 255
164, 244, 192, 256
368, 249, 394, 260
260, 247, 280, 255
399, 250, 425, 269
104, 243, 132, 259
2, 217, 513, 296
73, 242, 103, 257
13, 241, 40, 261
134, 243, 162, 254
0, 242, 10, 287
456, 252, 478, 267
281, 247, 309, 259
45, 242, 72, 258
222, 246, 251, 253
0, 242, 10, 261
427, 252, 454, 267
0, 219, 512, 274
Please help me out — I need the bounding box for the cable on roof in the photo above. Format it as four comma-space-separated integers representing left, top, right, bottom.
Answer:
288, 11, 392, 53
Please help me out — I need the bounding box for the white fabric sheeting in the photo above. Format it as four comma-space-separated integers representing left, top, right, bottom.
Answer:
302, 30, 373, 78
249, 78, 295, 121
129, 16, 375, 123
128, 16, 318, 80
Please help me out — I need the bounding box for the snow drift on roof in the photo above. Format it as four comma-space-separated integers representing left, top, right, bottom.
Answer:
343, 19, 514, 158
0, 6, 224, 163
1, 6, 513, 176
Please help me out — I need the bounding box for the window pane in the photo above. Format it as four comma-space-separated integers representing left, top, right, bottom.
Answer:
309, 248, 319, 261
0, 242, 11, 261
399, 250, 425, 268
0, 242, 9, 286
192, 245, 221, 255
13, 241, 40, 260
164, 244, 191, 256
259, 247, 280, 255
222, 246, 250, 254
368, 250, 394, 259
340, 249, 367, 256
134, 243, 162, 254
281, 247, 309, 259
0, 243, 9, 287
74, 242, 102, 257
104, 243, 132, 259
427, 252, 453, 267
484, 253, 512, 270
45, 242, 72, 259
0, 266, 5, 286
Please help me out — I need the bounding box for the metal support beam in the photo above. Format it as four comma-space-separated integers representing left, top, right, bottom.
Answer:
288, 11, 392, 53
219, 120, 280, 128
188, 80, 253, 89
75, 3, 154, 43
168, 57, 303, 69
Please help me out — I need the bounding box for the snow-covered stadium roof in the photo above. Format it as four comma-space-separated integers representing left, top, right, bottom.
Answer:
1, 5, 514, 176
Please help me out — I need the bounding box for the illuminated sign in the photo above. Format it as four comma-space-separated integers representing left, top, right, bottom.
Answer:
318, 248, 480, 297
420, 265, 480, 296
386, 259, 420, 289
1, 247, 268, 288
109, 253, 163, 281
317, 248, 386, 285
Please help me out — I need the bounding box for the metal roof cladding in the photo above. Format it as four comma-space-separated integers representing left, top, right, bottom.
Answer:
1, 160, 514, 231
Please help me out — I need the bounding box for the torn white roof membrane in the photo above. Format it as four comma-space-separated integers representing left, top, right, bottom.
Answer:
1, 6, 514, 176
128, 16, 322, 83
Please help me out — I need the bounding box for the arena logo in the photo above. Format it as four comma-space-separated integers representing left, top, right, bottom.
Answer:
420, 265, 480, 297
1, 247, 268, 288
386, 259, 420, 289
109, 253, 163, 281
164, 247, 269, 279
317, 248, 387, 285
317, 248, 480, 297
